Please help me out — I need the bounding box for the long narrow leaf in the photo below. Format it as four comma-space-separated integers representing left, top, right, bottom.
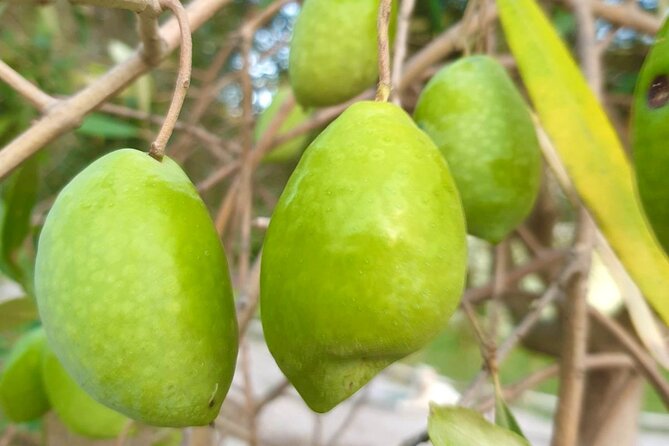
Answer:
497, 0, 669, 323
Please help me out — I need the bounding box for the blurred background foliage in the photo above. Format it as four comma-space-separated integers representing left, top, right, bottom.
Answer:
0, 0, 668, 441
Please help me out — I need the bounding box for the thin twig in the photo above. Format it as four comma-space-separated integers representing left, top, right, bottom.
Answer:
324, 390, 370, 446
0, 59, 55, 111
464, 248, 566, 304
0, 425, 16, 446
0, 0, 234, 179
459, 262, 579, 407
376, 0, 393, 102
391, 0, 417, 104
551, 4, 597, 442
400, 353, 634, 446
477, 353, 636, 412
561, 0, 661, 36
149, 0, 193, 160
551, 211, 593, 446
240, 341, 258, 446
254, 379, 290, 413
137, 0, 165, 65
70, 0, 156, 12
589, 308, 669, 409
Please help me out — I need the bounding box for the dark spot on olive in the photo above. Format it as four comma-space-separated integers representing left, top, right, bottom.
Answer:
648, 75, 669, 109
208, 398, 215, 408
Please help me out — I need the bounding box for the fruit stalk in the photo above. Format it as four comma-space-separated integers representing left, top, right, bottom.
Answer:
149, 0, 192, 161
376, 0, 393, 102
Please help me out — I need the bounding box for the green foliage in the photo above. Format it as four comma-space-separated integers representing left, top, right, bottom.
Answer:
498, 0, 669, 324
0, 297, 39, 333
428, 405, 530, 446
77, 113, 140, 139
0, 156, 39, 290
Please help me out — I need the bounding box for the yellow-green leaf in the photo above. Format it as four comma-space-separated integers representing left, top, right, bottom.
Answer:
428, 404, 530, 446
497, 0, 669, 323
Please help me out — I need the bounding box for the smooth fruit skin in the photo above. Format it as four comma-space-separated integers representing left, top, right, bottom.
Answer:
631, 19, 669, 252
34, 149, 238, 427
42, 346, 129, 438
256, 87, 311, 163
413, 55, 542, 244
289, 0, 396, 107
0, 326, 50, 422
260, 101, 467, 413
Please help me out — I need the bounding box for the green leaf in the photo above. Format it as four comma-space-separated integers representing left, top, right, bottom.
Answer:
428, 404, 530, 446
0, 297, 39, 332
494, 386, 526, 438
497, 0, 669, 324
77, 113, 139, 139
0, 156, 39, 285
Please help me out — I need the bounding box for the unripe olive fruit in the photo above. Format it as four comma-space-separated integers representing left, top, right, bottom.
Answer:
255, 87, 312, 163
414, 55, 542, 244
289, 0, 397, 107
42, 345, 129, 438
260, 101, 467, 413
34, 149, 238, 427
631, 19, 669, 253
0, 326, 50, 422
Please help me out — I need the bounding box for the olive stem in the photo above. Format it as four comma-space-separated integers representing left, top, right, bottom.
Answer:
149, 0, 193, 161
375, 0, 393, 102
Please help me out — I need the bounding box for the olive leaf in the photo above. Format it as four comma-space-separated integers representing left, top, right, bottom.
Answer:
494, 383, 526, 438
0, 297, 39, 333
428, 404, 530, 446
497, 0, 669, 324
0, 155, 39, 288
77, 113, 140, 139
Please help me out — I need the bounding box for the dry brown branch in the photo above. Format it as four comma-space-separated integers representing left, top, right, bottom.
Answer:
402, 353, 635, 446
400, 4, 498, 89
0, 0, 235, 179
459, 261, 578, 406
552, 211, 593, 446
589, 308, 669, 409
391, 0, 417, 104
551, 5, 598, 442
240, 341, 258, 446
237, 253, 262, 337
0, 425, 16, 446
254, 379, 291, 413
376, 0, 393, 102
70, 0, 156, 13
324, 390, 370, 446
562, 0, 661, 35
0, 59, 55, 111
465, 248, 566, 304
136, 0, 164, 65
477, 353, 636, 412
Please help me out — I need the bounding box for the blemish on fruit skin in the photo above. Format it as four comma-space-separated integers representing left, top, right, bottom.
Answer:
648, 75, 669, 109
208, 382, 219, 408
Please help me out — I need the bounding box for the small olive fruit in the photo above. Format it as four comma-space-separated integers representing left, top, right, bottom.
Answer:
0, 326, 50, 422
631, 19, 669, 252
42, 345, 129, 438
35, 149, 238, 427
261, 101, 467, 413
414, 55, 542, 244
255, 87, 312, 163
289, 0, 397, 107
